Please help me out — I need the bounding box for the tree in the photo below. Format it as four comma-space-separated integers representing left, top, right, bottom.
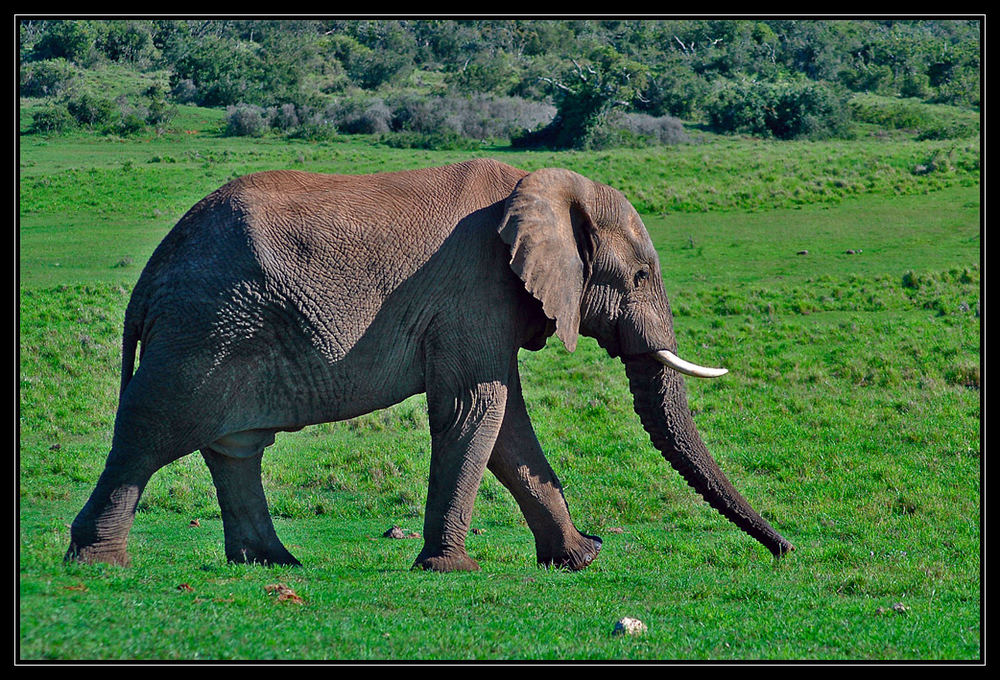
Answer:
636, 54, 708, 119
926, 36, 980, 107
166, 29, 314, 107
446, 52, 519, 95
514, 48, 649, 149
31, 20, 95, 64
97, 21, 155, 64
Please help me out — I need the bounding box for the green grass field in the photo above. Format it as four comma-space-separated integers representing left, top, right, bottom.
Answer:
18, 117, 981, 660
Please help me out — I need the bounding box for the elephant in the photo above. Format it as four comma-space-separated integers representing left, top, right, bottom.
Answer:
65, 158, 793, 572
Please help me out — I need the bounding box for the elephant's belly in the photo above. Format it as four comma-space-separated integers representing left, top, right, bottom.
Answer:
239, 348, 426, 433
192, 285, 431, 435
310, 361, 426, 425
208, 429, 277, 458
279, 315, 430, 426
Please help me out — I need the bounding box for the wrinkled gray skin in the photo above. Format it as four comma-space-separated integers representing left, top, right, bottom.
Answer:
65, 159, 793, 572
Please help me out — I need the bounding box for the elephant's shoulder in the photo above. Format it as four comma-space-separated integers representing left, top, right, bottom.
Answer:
445, 158, 528, 195
450, 158, 525, 180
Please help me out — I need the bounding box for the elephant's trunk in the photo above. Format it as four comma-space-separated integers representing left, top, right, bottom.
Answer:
623, 355, 793, 557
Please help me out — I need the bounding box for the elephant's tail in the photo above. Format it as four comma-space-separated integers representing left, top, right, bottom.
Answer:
119, 317, 140, 399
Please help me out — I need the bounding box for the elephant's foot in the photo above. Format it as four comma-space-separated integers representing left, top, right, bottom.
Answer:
412, 547, 481, 572
226, 543, 301, 567
64, 541, 131, 567
537, 532, 602, 571
65, 474, 144, 568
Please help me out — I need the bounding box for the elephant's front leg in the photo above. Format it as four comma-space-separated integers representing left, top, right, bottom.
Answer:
487, 369, 602, 571
414, 379, 508, 572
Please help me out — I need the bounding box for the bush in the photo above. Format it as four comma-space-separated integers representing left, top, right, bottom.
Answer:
27, 88, 175, 136
512, 109, 691, 151
19, 58, 77, 97
29, 104, 76, 133
512, 51, 651, 150
445, 53, 519, 96
96, 20, 154, 65
930, 70, 980, 109
899, 71, 931, 99
847, 96, 927, 130
171, 78, 199, 104
771, 82, 850, 139
378, 130, 479, 151
117, 110, 148, 136
451, 95, 555, 140
558, 112, 691, 151
345, 49, 413, 90
706, 79, 850, 140
270, 103, 300, 131
394, 94, 555, 141
838, 62, 894, 95
224, 103, 268, 137
916, 120, 979, 141
325, 98, 393, 135
384, 94, 450, 135
144, 95, 175, 129
31, 20, 95, 64
614, 112, 691, 145
318, 94, 555, 143
638, 65, 711, 119
290, 116, 338, 141
66, 93, 116, 128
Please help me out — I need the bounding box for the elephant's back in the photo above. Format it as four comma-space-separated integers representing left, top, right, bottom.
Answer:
225, 159, 526, 250
127, 159, 527, 365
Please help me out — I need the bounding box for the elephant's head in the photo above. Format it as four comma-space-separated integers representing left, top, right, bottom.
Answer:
498, 168, 793, 557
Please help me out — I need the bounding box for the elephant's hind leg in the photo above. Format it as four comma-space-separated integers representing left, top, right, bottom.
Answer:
201, 432, 300, 566
65, 456, 147, 566
487, 369, 602, 571
66, 395, 194, 566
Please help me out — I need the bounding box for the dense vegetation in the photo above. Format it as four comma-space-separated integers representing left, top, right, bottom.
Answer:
19, 18, 980, 148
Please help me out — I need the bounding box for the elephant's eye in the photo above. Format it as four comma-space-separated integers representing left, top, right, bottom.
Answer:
633, 269, 650, 288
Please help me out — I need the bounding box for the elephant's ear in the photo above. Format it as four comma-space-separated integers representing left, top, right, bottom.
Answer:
498, 168, 597, 352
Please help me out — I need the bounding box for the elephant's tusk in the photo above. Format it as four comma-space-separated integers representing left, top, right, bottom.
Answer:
652, 349, 728, 378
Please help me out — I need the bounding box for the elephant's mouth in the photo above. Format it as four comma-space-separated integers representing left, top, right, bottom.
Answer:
651, 349, 728, 379
596, 320, 728, 379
